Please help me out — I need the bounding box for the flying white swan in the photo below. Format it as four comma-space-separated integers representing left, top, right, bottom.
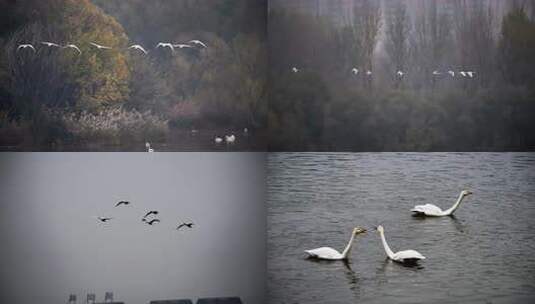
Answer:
90, 42, 112, 50
376, 225, 425, 263
447, 70, 455, 77
466, 71, 475, 78
173, 44, 194, 49
17, 44, 36, 52
459, 71, 467, 77
291, 67, 299, 73
63, 44, 82, 55
396, 70, 405, 77
188, 40, 207, 48
156, 42, 175, 52
305, 227, 367, 260
366, 70, 372, 76
432, 70, 441, 76
351, 68, 359, 75
128, 44, 148, 55
411, 190, 473, 217
41, 41, 61, 48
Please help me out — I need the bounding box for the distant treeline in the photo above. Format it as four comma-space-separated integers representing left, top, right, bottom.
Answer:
0, 0, 267, 146
268, 1, 535, 151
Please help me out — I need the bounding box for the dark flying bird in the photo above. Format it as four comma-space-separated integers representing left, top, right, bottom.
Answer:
146, 219, 160, 225
115, 200, 130, 207
143, 210, 159, 218
97, 217, 113, 223
176, 222, 194, 230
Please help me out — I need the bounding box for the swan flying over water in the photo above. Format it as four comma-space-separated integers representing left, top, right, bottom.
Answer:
411, 190, 473, 217
128, 44, 148, 55
90, 42, 112, 50
17, 44, 36, 52
376, 225, 425, 264
305, 227, 367, 260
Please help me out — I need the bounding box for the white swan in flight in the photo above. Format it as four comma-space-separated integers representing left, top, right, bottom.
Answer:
41, 41, 61, 48
366, 70, 372, 76
447, 70, 455, 77
432, 70, 441, 76
173, 44, 194, 49
90, 42, 112, 50
459, 71, 467, 77
305, 227, 367, 260
291, 67, 299, 73
466, 71, 476, 78
63, 44, 82, 55
156, 42, 175, 52
351, 68, 359, 75
188, 40, 207, 48
376, 225, 425, 263
396, 70, 405, 77
17, 44, 36, 52
411, 190, 473, 217
128, 44, 148, 55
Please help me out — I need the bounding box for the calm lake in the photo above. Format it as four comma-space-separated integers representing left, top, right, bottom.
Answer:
267, 153, 535, 304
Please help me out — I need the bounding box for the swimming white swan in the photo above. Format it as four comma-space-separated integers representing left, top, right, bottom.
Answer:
376, 225, 425, 263
411, 190, 473, 217
305, 227, 367, 260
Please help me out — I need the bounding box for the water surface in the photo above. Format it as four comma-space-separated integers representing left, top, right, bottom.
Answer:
267, 153, 535, 304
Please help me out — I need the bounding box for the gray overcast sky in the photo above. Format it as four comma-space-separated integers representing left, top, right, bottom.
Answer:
0, 153, 266, 304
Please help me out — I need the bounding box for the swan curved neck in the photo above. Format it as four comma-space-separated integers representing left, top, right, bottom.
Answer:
341, 232, 357, 259
379, 231, 395, 259
444, 193, 465, 215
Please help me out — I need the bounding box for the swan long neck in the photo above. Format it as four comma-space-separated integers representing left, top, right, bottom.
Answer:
379, 231, 395, 259
444, 192, 465, 215
341, 232, 357, 259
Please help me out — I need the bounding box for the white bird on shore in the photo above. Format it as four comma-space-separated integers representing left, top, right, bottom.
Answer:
376, 225, 425, 264
173, 44, 194, 49
214, 137, 223, 144
188, 40, 207, 48
225, 134, 236, 144
128, 44, 148, 55
351, 68, 359, 75
305, 227, 367, 260
448, 70, 455, 77
90, 42, 112, 50
41, 41, 61, 48
411, 190, 473, 217
291, 67, 299, 73
156, 43, 175, 52
17, 44, 36, 52
63, 44, 82, 55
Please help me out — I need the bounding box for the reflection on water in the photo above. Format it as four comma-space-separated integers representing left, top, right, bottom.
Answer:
267, 153, 535, 304
0, 129, 267, 151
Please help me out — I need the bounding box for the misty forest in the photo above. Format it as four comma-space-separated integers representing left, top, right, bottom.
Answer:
268, 0, 535, 151
0, 0, 267, 150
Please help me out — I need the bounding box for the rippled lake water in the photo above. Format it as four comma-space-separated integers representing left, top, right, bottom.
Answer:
267, 153, 535, 304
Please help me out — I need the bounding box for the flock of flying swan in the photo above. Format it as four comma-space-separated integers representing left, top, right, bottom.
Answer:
16, 39, 208, 56
305, 190, 473, 264
294, 66, 477, 78
96, 199, 195, 231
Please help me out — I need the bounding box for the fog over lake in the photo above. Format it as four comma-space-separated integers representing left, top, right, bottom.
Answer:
0, 153, 266, 304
